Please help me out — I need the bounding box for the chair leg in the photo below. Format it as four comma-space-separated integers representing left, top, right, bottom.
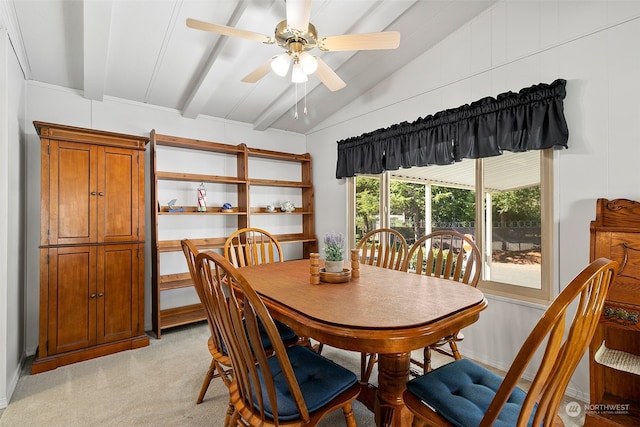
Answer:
228, 407, 241, 427
343, 403, 357, 427
423, 346, 433, 374
196, 358, 217, 404
449, 340, 462, 360
361, 352, 377, 383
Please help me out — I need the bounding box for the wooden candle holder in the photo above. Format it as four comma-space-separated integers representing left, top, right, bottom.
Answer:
310, 253, 320, 285
351, 249, 360, 278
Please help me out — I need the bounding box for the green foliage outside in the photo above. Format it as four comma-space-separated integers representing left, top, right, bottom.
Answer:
356, 176, 541, 239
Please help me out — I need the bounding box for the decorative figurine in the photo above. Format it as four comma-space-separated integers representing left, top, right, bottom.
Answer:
197, 183, 207, 212
167, 199, 184, 212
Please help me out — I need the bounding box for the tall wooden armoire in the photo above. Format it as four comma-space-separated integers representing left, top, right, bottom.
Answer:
32, 122, 149, 374
586, 198, 640, 425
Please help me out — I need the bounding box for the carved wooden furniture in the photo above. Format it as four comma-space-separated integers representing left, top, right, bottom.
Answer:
150, 131, 317, 338
237, 259, 487, 427
404, 230, 482, 374
195, 251, 360, 426
181, 239, 232, 406
586, 198, 640, 426
224, 227, 283, 267
404, 258, 617, 427
32, 122, 149, 374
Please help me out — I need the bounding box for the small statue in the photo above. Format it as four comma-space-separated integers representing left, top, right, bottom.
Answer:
167, 199, 184, 212
197, 183, 207, 212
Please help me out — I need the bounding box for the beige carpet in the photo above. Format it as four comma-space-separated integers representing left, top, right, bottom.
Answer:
0, 323, 584, 426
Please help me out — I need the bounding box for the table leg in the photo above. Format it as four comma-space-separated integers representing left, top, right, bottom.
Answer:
375, 352, 413, 427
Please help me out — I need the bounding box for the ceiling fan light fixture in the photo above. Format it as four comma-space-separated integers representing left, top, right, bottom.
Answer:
299, 52, 318, 74
271, 53, 291, 77
291, 63, 308, 83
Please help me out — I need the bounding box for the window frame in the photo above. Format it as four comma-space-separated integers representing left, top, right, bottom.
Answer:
348, 149, 555, 304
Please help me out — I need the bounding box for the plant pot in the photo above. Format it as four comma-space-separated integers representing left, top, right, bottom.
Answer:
324, 260, 344, 273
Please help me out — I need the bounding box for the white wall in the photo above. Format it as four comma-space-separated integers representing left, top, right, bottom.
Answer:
307, 0, 640, 402
0, 25, 26, 408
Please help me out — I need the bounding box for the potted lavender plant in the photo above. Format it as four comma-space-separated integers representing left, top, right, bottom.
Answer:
324, 232, 345, 273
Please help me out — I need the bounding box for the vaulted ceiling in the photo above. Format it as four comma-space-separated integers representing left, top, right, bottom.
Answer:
4, 0, 496, 134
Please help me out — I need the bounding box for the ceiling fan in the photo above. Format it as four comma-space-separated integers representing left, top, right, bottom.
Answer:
187, 0, 400, 92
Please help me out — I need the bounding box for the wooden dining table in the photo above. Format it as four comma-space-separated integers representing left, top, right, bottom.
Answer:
238, 258, 487, 427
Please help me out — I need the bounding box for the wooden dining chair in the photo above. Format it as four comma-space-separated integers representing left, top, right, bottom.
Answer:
223, 228, 307, 348
405, 230, 481, 374
356, 227, 408, 271
403, 257, 618, 427
181, 239, 233, 406
182, 239, 298, 406
224, 227, 283, 268
355, 228, 409, 382
195, 250, 360, 427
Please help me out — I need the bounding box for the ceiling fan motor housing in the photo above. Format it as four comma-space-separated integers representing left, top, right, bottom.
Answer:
275, 20, 317, 52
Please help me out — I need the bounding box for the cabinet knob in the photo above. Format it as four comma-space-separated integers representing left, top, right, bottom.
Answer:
90, 191, 97, 195
98, 292, 104, 297
90, 293, 96, 298
98, 192, 105, 196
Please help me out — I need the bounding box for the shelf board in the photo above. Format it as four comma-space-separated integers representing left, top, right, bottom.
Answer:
160, 304, 207, 330
248, 147, 311, 162
156, 171, 246, 184
276, 233, 318, 244
249, 178, 312, 188
158, 206, 247, 215
250, 208, 312, 215
159, 272, 193, 291
157, 237, 227, 253
154, 134, 246, 154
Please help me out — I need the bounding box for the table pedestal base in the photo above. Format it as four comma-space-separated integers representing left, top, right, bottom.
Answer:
375, 353, 413, 427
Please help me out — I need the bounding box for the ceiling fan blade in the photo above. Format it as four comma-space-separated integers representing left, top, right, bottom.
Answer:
319, 31, 401, 51
286, 0, 311, 32
241, 58, 274, 83
314, 57, 346, 92
186, 18, 273, 44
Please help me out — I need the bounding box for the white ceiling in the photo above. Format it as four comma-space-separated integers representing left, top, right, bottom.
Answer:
4, 0, 497, 135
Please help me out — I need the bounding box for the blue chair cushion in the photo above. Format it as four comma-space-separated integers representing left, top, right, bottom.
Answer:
223, 319, 297, 355
256, 345, 358, 421
406, 359, 537, 427
272, 319, 298, 343
257, 319, 297, 348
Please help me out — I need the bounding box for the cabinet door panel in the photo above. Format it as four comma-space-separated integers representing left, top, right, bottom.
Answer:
49, 141, 97, 245
98, 148, 140, 242
97, 244, 138, 343
49, 247, 97, 354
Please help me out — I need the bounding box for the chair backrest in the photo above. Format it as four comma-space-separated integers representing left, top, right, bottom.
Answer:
194, 250, 312, 424
356, 228, 408, 270
224, 227, 283, 268
481, 257, 617, 426
405, 230, 481, 286
180, 239, 227, 360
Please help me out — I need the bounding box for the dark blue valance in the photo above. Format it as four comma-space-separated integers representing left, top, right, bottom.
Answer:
336, 79, 568, 179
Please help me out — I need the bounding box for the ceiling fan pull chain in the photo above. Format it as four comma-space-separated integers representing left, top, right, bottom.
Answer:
294, 83, 299, 120
304, 81, 308, 116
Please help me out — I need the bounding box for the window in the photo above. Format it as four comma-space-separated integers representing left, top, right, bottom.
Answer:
350, 149, 554, 304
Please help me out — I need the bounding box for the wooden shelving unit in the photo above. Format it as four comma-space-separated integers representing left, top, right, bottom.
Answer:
149, 131, 317, 338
